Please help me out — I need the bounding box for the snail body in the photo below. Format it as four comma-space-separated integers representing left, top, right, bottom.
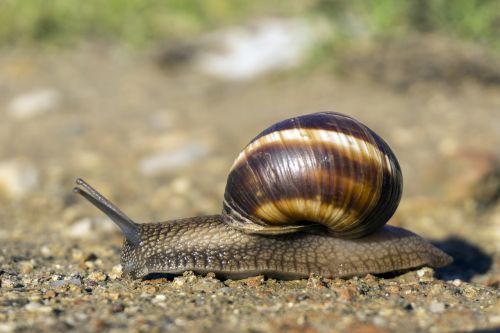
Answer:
74, 112, 452, 279
120, 216, 450, 279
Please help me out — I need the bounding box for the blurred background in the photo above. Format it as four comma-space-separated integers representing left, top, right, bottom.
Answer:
1, 1, 500, 331
0, 0, 499, 303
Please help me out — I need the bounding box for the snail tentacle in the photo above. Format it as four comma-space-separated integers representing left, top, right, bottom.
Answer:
74, 178, 140, 246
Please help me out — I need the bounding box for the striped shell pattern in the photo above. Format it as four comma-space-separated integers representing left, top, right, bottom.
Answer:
222, 112, 403, 239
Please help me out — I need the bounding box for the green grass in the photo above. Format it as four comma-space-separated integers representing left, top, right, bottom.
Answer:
304, 0, 500, 68
0, 0, 305, 47
315, 0, 500, 46
1, 0, 499, 50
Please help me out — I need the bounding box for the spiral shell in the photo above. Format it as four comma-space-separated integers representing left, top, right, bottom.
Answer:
222, 112, 403, 238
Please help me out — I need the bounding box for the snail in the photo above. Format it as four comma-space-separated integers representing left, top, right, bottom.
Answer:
74, 112, 452, 279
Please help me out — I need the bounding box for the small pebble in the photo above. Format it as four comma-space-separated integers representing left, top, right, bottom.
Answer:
490, 315, 500, 325
217, 287, 232, 295
18, 262, 34, 274
154, 294, 166, 302
335, 286, 356, 301
40, 246, 52, 257
386, 285, 400, 294
373, 316, 386, 327
66, 219, 93, 238
109, 265, 123, 280
240, 275, 265, 287
50, 275, 63, 281
7, 88, 62, 119
139, 142, 209, 175
75, 313, 88, 321
83, 259, 103, 270
192, 277, 225, 292
49, 278, 82, 288
170, 178, 191, 193
0, 160, 39, 199
66, 217, 114, 239
416, 267, 435, 281
142, 285, 158, 294
87, 272, 107, 282
172, 278, 185, 288
430, 302, 446, 313
71, 248, 84, 261
24, 302, 52, 314
0, 323, 15, 332
1, 278, 15, 289
307, 274, 326, 288
110, 303, 125, 313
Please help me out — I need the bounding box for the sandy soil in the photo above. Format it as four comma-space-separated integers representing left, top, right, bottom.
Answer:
0, 39, 499, 332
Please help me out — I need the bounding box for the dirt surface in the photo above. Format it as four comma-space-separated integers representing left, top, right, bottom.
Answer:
0, 40, 499, 332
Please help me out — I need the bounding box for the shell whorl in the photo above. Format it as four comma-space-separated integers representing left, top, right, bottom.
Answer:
222, 112, 403, 238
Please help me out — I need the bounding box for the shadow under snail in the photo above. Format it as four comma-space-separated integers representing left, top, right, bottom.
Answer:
74, 112, 452, 279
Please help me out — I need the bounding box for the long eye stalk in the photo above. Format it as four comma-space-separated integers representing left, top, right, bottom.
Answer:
73, 178, 140, 245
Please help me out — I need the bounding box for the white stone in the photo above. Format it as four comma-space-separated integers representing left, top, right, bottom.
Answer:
7, 88, 62, 119
172, 277, 185, 288
66, 218, 93, 238
490, 315, 500, 325
373, 316, 386, 326
139, 142, 209, 175
25, 302, 52, 314
109, 265, 123, 280
0, 323, 15, 333
429, 301, 445, 313
66, 216, 116, 238
40, 245, 52, 257
0, 160, 39, 199
197, 18, 320, 80
416, 267, 434, 279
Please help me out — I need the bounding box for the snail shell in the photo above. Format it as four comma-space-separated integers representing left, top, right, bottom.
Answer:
223, 112, 403, 238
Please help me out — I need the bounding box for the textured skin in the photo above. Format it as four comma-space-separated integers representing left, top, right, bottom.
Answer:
121, 215, 452, 279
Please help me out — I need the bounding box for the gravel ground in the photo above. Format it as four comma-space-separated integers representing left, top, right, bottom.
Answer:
0, 39, 499, 332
